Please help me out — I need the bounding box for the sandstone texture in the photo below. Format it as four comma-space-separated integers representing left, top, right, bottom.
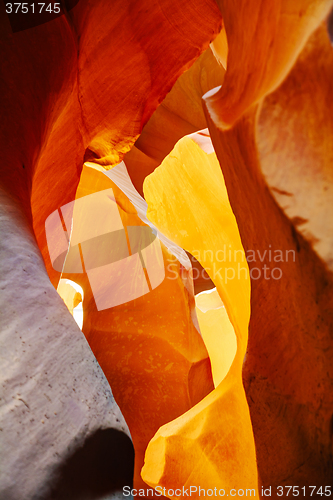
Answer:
1, 0, 333, 498
201, 20, 333, 490
1, 1, 220, 498
58, 164, 214, 494
0, 187, 133, 500
142, 134, 257, 495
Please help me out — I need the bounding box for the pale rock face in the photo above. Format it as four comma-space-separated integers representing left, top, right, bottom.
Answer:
0, 187, 134, 500
2, 0, 333, 496
257, 24, 333, 272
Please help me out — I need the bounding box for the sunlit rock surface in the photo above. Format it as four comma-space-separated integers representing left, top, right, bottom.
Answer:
123, 46, 225, 295
195, 289, 237, 388
57, 279, 82, 316
144, 134, 250, 342
124, 46, 225, 197
142, 134, 257, 496
28, 0, 222, 289
0, 1, 221, 498
59, 164, 214, 495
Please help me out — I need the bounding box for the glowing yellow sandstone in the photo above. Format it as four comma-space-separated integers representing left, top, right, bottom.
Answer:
195, 288, 237, 388
144, 134, 250, 350
57, 279, 82, 316
142, 134, 257, 497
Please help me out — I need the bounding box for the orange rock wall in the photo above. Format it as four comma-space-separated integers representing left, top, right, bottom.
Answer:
204, 23, 333, 491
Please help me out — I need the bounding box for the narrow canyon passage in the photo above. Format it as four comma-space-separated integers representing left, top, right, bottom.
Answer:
1, 1, 333, 499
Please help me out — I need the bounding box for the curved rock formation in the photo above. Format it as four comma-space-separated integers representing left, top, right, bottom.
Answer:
57, 163, 214, 494
29, 0, 222, 288
2, 0, 333, 497
0, 1, 221, 497
203, 21, 333, 491
141, 11, 333, 496
142, 134, 257, 496
195, 288, 237, 388
207, 0, 333, 127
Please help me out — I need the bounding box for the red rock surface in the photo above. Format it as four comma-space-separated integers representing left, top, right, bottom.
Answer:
1, 0, 333, 497
0, 1, 221, 497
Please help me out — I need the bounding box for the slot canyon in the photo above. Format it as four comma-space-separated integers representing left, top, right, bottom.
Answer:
0, 1, 333, 499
